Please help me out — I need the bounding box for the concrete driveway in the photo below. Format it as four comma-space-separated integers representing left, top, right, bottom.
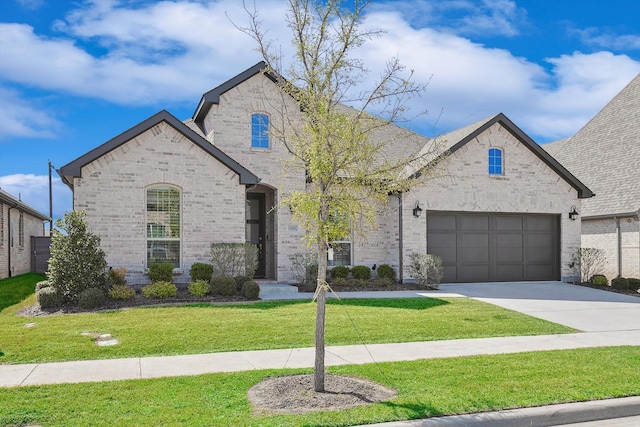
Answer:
439, 281, 640, 332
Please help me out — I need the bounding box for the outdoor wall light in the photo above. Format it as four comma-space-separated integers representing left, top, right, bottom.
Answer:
413, 201, 423, 218
569, 205, 579, 221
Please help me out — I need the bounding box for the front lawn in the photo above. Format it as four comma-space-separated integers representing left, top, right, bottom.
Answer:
0, 275, 573, 364
1, 346, 639, 426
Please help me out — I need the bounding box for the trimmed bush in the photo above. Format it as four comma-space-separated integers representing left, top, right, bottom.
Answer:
241, 280, 260, 300
190, 263, 213, 282
373, 277, 395, 287
627, 278, 640, 292
348, 278, 369, 287
188, 280, 211, 297
590, 274, 608, 287
147, 263, 174, 283
377, 264, 396, 280
611, 277, 629, 290
331, 277, 348, 287
78, 287, 106, 309
142, 281, 177, 299
37, 286, 63, 309
331, 265, 350, 279
234, 275, 252, 291
351, 265, 371, 280
108, 267, 127, 287
35, 280, 51, 292
108, 284, 136, 300
210, 276, 237, 296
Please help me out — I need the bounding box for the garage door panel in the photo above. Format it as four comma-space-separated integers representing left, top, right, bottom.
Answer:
427, 212, 559, 283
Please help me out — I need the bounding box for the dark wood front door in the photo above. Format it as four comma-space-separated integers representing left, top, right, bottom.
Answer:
246, 193, 266, 278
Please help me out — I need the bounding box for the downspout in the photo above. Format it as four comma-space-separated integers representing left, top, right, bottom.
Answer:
616, 217, 622, 278
7, 203, 17, 278
398, 194, 403, 283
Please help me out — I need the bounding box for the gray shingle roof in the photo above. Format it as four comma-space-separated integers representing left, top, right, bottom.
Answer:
543, 73, 640, 217
0, 189, 50, 221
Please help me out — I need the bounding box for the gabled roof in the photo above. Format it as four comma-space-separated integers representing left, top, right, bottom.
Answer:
0, 189, 50, 221
60, 110, 261, 188
193, 61, 276, 126
412, 113, 594, 198
544, 73, 640, 217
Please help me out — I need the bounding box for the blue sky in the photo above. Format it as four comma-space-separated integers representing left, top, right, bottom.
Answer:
1, 0, 640, 227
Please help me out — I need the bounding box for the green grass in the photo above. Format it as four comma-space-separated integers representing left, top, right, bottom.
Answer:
0, 273, 45, 312
1, 346, 639, 426
0, 275, 573, 364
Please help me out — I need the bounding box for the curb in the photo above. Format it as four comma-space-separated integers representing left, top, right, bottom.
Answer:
360, 396, 640, 426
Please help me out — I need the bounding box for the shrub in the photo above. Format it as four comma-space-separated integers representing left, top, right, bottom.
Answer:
331, 265, 350, 279
188, 280, 211, 297
351, 265, 371, 280
142, 281, 177, 299
570, 248, 607, 283
35, 280, 51, 292
627, 278, 640, 292
78, 287, 106, 309
190, 263, 213, 282
408, 253, 443, 289
108, 267, 127, 287
108, 284, 136, 300
210, 243, 258, 278
210, 276, 237, 296
331, 277, 348, 287
590, 274, 608, 286
348, 278, 369, 287
37, 286, 63, 309
234, 275, 252, 291
373, 277, 395, 287
611, 277, 630, 290
241, 280, 260, 300
377, 264, 396, 280
46, 211, 108, 303
147, 263, 174, 283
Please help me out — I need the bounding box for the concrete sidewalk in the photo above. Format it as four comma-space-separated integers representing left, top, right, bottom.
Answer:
2, 281, 639, 388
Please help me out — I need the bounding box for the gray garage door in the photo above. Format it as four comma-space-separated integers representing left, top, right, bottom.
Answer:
427, 212, 560, 283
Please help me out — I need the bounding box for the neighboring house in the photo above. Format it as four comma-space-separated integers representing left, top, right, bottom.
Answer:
544, 73, 640, 280
0, 189, 50, 279
60, 62, 592, 285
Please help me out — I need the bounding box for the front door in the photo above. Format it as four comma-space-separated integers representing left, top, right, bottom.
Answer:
246, 193, 266, 278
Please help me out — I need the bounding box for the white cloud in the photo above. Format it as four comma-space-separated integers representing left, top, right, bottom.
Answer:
0, 87, 63, 140
15, 0, 44, 10
572, 27, 640, 51
0, 174, 72, 221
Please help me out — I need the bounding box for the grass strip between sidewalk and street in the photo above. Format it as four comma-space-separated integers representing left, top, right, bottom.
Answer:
0, 274, 573, 364
1, 346, 639, 426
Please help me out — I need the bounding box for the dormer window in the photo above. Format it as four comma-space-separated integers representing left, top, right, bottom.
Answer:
488, 147, 503, 175
251, 113, 270, 149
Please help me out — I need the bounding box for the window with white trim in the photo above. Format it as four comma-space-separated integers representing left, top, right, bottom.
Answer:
251, 113, 270, 149
327, 213, 352, 266
488, 147, 503, 175
18, 212, 24, 248
0, 203, 4, 246
146, 185, 181, 268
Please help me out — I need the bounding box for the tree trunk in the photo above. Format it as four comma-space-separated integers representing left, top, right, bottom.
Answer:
314, 239, 329, 392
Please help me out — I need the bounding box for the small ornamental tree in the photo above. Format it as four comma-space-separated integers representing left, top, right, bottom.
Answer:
46, 211, 108, 303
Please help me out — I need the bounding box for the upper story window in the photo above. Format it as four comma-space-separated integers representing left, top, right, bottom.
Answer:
146, 185, 181, 268
251, 113, 270, 149
488, 147, 503, 175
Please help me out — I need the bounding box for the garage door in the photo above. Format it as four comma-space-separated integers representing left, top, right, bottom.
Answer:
427, 212, 560, 283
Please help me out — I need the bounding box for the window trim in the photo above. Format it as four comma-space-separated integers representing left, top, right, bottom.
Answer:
488, 147, 504, 175
18, 212, 24, 248
145, 184, 182, 269
251, 112, 270, 149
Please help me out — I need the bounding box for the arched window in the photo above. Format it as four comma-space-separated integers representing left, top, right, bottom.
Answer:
488, 147, 503, 175
146, 185, 181, 268
251, 113, 270, 149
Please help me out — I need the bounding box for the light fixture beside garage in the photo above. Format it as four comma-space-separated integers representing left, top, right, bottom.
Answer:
413, 201, 423, 218
568, 205, 579, 221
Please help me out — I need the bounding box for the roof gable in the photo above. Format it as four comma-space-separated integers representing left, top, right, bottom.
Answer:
417, 113, 593, 198
60, 110, 260, 187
